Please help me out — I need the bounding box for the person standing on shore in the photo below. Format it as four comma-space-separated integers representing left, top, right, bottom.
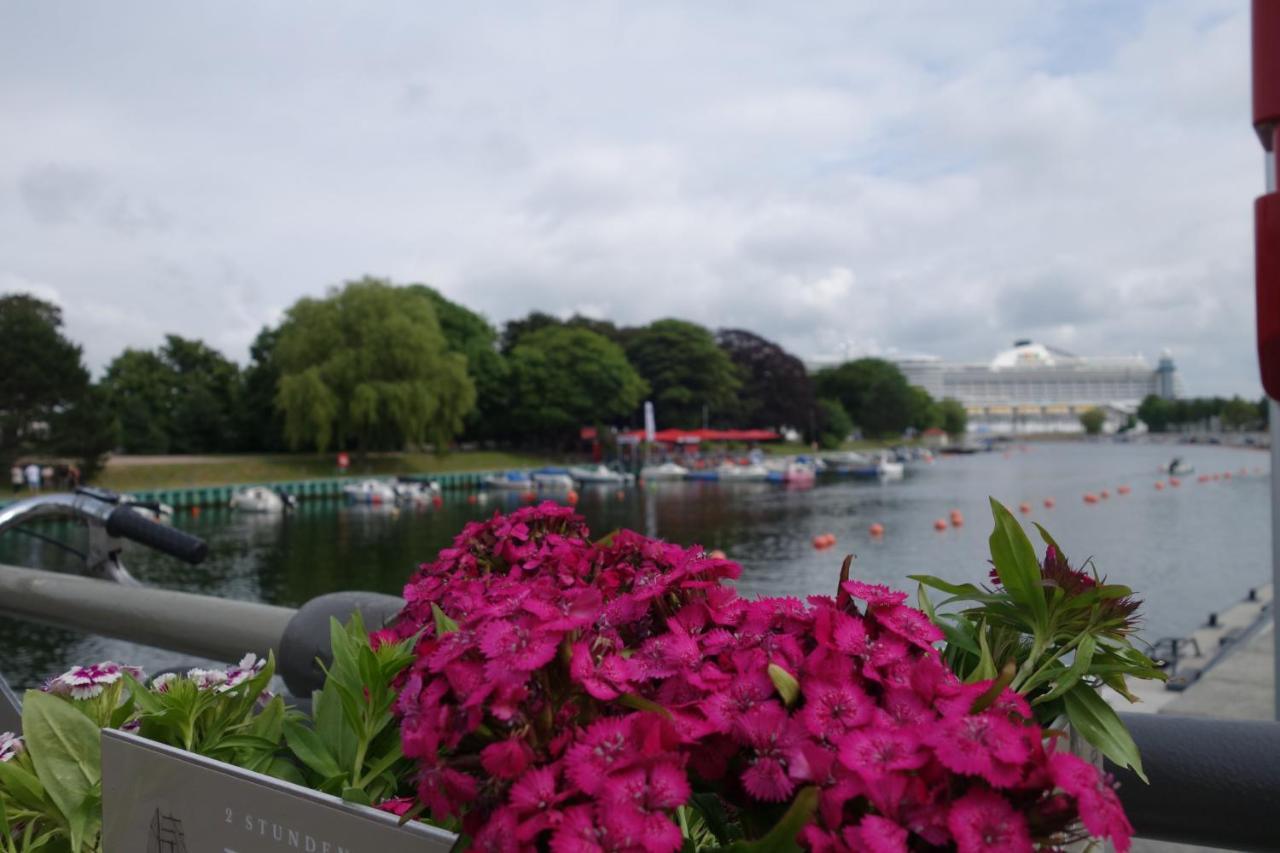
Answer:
23, 462, 40, 492
9, 465, 22, 494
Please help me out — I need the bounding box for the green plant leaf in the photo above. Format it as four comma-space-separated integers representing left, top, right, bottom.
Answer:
66, 782, 100, 853
431, 604, 459, 636
716, 786, 818, 852
987, 498, 1047, 629
21, 691, 101, 828
265, 758, 308, 787
1062, 683, 1146, 782
909, 574, 984, 598
0, 759, 48, 812
1033, 636, 1097, 705
341, 787, 373, 807
617, 694, 673, 720
283, 720, 343, 780
767, 664, 800, 708
1031, 521, 1063, 557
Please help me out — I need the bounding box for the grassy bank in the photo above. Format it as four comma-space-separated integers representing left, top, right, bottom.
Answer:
93, 451, 556, 492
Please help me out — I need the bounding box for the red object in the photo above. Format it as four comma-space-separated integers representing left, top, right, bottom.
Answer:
1117, 485, 1131, 495
933, 519, 948, 531
620, 427, 781, 444
336, 452, 350, 470
579, 426, 598, 441
1043, 498, 1055, 509
1155, 481, 1166, 491
868, 522, 885, 537
1083, 493, 1099, 504
1254, 0, 1280, 142
1257, 193, 1280, 397
1018, 502, 1031, 514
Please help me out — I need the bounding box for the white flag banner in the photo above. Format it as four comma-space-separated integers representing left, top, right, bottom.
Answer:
644, 401, 656, 442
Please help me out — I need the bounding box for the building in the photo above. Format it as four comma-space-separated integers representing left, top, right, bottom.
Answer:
892, 341, 1180, 435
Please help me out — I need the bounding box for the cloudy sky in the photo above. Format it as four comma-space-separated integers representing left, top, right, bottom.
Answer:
0, 1, 1264, 395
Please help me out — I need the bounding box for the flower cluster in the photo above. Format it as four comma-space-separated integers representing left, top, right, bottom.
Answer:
384, 504, 1133, 852
42, 662, 145, 700
0, 730, 22, 763
181, 653, 268, 694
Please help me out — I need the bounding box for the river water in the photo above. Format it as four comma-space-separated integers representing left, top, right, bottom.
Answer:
1, 441, 1271, 689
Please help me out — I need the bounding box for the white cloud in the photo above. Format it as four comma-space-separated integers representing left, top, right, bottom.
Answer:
0, 0, 1264, 395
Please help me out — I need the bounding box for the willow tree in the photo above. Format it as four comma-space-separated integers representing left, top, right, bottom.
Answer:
274, 279, 476, 453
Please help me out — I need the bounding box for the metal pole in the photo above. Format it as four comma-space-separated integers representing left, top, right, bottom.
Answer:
1267, 142, 1280, 722
0, 563, 296, 665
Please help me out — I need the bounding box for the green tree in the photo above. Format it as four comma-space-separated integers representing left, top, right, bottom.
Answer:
938, 398, 968, 438
813, 358, 916, 438
1221, 396, 1259, 430
410, 286, 510, 441
50, 385, 119, 480
1079, 407, 1106, 435
101, 349, 175, 453
1137, 395, 1174, 433
161, 335, 242, 453
0, 294, 93, 466
907, 385, 941, 432
816, 398, 853, 449
625, 319, 741, 428
715, 329, 814, 430
237, 326, 287, 451
274, 278, 476, 453
506, 326, 648, 445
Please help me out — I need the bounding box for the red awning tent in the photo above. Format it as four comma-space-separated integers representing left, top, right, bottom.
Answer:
618, 428, 780, 444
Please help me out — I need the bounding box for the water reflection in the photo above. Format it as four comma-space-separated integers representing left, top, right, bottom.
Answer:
0, 442, 1271, 688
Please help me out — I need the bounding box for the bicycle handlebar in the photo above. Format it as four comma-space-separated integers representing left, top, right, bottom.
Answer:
105, 505, 208, 565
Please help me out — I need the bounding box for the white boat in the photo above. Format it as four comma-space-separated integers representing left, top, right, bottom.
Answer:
341, 479, 398, 504
876, 454, 905, 481
568, 465, 633, 485
229, 486, 294, 513
640, 462, 689, 481
1162, 459, 1196, 476
819, 451, 876, 475
485, 471, 534, 490
394, 481, 440, 505
716, 462, 769, 481
121, 496, 174, 524
766, 459, 816, 484
531, 468, 575, 490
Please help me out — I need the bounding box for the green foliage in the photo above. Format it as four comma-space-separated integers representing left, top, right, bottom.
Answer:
912, 501, 1163, 780
274, 278, 476, 453
1078, 407, 1105, 435
815, 398, 852, 449
907, 386, 941, 432
1136, 395, 1172, 432
813, 358, 915, 439
1220, 396, 1261, 430
236, 327, 288, 452
409, 286, 510, 442
287, 613, 417, 804
100, 336, 244, 454
506, 326, 648, 443
715, 329, 814, 431
1138, 393, 1269, 433
626, 319, 740, 428
938, 398, 967, 438
0, 294, 95, 470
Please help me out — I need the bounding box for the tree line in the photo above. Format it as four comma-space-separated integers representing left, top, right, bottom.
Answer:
1137, 394, 1269, 433
0, 279, 967, 474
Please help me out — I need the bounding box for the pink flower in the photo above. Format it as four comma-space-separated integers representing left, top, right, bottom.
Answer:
48, 662, 125, 699
800, 681, 874, 738
481, 738, 535, 780
839, 728, 927, 779
1050, 752, 1134, 852
374, 796, 415, 817
564, 717, 641, 795
0, 731, 22, 763
601, 763, 690, 853
843, 815, 910, 853
508, 765, 568, 842
416, 762, 478, 819
945, 788, 1032, 852
928, 713, 1030, 788
874, 604, 945, 651
735, 704, 809, 802
841, 580, 908, 607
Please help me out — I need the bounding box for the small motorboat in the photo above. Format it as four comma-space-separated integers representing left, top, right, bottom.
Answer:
530, 467, 575, 490
1162, 458, 1196, 476
685, 468, 720, 481
716, 462, 769, 481
820, 451, 875, 475
485, 471, 535, 490
767, 459, 816, 484
394, 480, 441, 505
229, 486, 296, 513
342, 479, 398, 505
568, 465, 633, 485
876, 454, 905, 481
639, 462, 689, 481
121, 496, 174, 524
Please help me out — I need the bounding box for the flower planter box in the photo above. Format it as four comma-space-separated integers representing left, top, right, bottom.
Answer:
99, 730, 456, 853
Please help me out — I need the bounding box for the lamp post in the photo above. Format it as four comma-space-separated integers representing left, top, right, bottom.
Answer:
1251, 0, 1280, 721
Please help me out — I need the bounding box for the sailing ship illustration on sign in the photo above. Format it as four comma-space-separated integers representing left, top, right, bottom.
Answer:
147, 808, 188, 853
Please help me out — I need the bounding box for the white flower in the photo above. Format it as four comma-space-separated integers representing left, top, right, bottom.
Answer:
187, 668, 229, 691
0, 731, 23, 762
151, 672, 178, 693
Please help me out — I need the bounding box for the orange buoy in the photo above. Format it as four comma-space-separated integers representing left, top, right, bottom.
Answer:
709, 549, 727, 560
1117, 485, 1131, 495
616, 490, 626, 501
1043, 498, 1055, 509
1099, 490, 1110, 500
1198, 474, 1210, 483
813, 534, 836, 550
949, 509, 964, 525
869, 522, 885, 537
432, 495, 444, 508
522, 491, 538, 503
934, 518, 948, 531
1155, 481, 1166, 491
1018, 502, 1031, 514
190, 506, 201, 517
565, 490, 579, 505
467, 493, 478, 504
1169, 478, 1181, 488
1083, 493, 1098, 504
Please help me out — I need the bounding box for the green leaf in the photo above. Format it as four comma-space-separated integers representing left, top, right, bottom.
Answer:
988, 498, 1047, 629
617, 694, 673, 720
265, 758, 309, 787
1031, 521, 1063, 557
719, 786, 818, 852
341, 787, 373, 807
1033, 636, 1097, 705
767, 664, 800, 708
283, 720, 343, 780
1062, 683, 1146, 782
66, 783, 100, 853
969, 660, 1017, 714
21, 691, 101, 827
119, 673, 164, 715
431, 604, 459, 636
0, 791, 10, 841
0, 759, 48, 812
908, 574, 984, 598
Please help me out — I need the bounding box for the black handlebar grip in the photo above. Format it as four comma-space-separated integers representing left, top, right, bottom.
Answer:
105, 506, 209, 565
